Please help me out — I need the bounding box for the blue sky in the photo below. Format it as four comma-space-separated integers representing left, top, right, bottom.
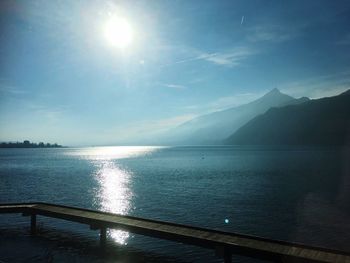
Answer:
1, 0, 350, 145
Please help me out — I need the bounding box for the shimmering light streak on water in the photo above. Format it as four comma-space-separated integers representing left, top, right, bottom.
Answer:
79, 146, 161, 244
66, 146, 165, 160
95, 161, 131, 244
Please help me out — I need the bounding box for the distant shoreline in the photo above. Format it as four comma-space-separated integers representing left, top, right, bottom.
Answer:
0, 140, 64, 148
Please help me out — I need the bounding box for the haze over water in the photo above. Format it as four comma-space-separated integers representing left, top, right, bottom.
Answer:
1, 146, 349, 262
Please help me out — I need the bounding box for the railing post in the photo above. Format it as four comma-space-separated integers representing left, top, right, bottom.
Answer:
215, 246, 232, 263
223, 248, 232, 263
30, 214, 36, 235
100, 227, 106, 247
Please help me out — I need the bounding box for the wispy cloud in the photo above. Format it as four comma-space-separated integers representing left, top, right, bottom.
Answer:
160, 47, 255, 68
163, 83, 186, 90
280, 70, 350, 98
247, 25, 298, 43
198, 48, 254, 66
0, 84, 27, 96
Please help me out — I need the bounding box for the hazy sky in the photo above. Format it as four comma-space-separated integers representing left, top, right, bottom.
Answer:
1, 0, 350, 145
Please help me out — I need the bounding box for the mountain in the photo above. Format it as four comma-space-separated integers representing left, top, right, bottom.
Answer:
225, 90, 350, 146
164, 89, 309, 145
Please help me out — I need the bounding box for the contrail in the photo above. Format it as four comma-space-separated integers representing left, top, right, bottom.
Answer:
241, 15, 244, 25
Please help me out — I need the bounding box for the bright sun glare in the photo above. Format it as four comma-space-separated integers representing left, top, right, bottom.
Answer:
104, 17, 133, 48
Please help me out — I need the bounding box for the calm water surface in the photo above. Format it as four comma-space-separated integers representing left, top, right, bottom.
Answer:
0, 146, 349, 262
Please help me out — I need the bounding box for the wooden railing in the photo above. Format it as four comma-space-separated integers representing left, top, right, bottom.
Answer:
1, 202, 349, 263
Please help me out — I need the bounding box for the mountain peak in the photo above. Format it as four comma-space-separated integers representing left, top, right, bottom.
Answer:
226, 90, 350, 146
260, 88, 292, 100
266, 88, 281, 95
253, 88, 295, 106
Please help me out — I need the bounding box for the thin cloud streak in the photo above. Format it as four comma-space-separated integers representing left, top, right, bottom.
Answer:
163, 83, 187, 90
247, 25, 299, 43
241, 16, 244, 25
0, 84, 27, 96
160, 47, 255, 68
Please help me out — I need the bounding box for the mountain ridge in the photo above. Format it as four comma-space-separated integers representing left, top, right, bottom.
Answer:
225, 89, 350, 146
163, 89, 309, 145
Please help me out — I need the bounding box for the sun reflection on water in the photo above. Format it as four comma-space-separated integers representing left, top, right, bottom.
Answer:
75, 146, 162, 245
68, 146, 164, 160
95, 161, 131, 244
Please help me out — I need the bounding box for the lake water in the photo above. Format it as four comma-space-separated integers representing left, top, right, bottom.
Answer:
0, 146, 349, 262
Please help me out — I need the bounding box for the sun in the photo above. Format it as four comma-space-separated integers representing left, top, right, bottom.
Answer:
104, 17, 133, 48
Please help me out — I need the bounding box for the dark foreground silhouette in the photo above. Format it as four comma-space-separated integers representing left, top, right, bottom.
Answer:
226, 89, 350, 145
1, 202, 349, 263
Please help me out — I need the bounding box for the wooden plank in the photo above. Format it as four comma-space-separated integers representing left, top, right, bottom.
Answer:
1, 202, 350, 263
